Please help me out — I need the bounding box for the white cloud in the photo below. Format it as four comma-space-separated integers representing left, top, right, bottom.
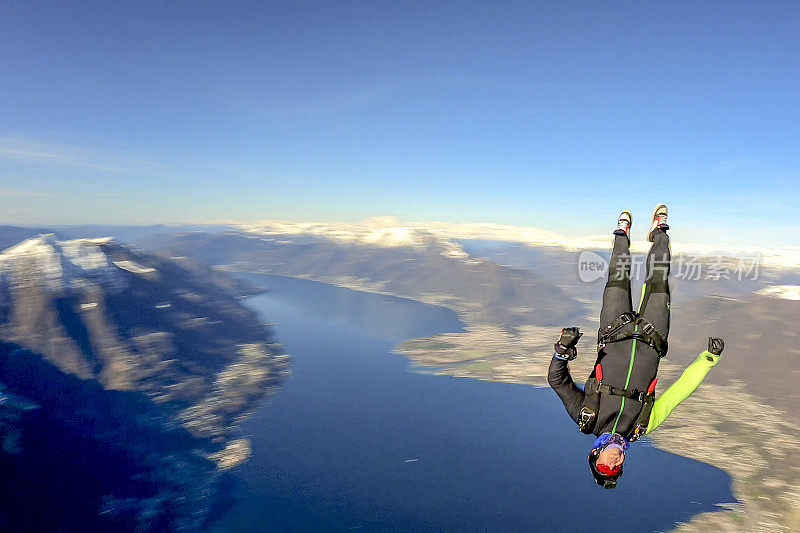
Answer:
232, 217, 800, 269
756, 285, 800, 300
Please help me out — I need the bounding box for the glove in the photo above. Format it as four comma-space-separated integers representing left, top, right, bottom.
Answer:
708, 337, 724, 356
554, 327, 582, 360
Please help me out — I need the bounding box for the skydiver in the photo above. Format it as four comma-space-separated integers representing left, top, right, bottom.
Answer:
548, 203, 724, 489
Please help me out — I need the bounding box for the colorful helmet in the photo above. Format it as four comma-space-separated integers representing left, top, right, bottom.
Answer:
587, 433, 628, 489
588, 447, 622, 489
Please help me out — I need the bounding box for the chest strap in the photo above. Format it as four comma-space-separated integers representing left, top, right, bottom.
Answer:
578, 366, 657, 437
598, 312, 668, 358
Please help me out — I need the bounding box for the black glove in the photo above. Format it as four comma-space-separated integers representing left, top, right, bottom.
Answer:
554, 327, 582, 360
708, 337, 724, 356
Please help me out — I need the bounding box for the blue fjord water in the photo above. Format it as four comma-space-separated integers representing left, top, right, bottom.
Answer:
207, 274, 734, 532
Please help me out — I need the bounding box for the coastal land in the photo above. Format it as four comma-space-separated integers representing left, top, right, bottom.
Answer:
224, 269, 799, 533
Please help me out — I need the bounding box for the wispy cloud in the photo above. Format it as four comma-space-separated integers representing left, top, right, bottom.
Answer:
0, 144, 129, 172
0, 138, 258, 185
0, 138, 167, 173
0, 189, 50, 197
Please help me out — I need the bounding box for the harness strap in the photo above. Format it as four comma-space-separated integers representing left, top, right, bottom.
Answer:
598, 312, 668, 357
579, 373, 658, 437
589, 381, 650, 403
628, 383, 657, 442
579, 376, 602, 434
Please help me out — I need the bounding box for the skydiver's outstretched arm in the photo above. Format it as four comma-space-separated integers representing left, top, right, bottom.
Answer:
548, 357, 585, 424
547, 328, 585, 424
645, 338, 724, 434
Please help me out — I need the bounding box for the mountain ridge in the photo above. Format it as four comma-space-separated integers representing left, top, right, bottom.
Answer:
0, 234, 288, 529
141, 230, 586, 327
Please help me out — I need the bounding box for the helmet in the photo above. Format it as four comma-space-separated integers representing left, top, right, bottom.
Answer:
588, 446, 623, 489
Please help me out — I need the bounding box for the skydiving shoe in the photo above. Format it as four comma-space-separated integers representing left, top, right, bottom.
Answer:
614, 210, 633, 238
647, 203, 669, 242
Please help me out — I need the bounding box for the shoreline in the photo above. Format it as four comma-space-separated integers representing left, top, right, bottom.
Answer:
221, 268, 799, 532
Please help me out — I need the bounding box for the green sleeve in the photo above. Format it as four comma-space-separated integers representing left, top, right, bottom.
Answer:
646, 350, 720, 434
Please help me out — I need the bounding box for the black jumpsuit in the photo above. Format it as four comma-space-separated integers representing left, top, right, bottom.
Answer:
548, 229, 671, 436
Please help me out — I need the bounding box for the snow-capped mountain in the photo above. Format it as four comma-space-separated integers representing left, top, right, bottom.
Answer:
0, 235, 287, 530
0, 234, 133, 293
143, 226, 587, 327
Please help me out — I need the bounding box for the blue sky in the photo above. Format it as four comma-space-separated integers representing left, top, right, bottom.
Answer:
0, 1, 798, 247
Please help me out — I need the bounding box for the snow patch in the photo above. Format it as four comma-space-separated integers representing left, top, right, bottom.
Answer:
113, 260, 156, 274
0, 234, 127, 292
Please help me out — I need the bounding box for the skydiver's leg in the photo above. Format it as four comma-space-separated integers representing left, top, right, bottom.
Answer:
599, 233, 633, 335
638, 228, 671, 341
